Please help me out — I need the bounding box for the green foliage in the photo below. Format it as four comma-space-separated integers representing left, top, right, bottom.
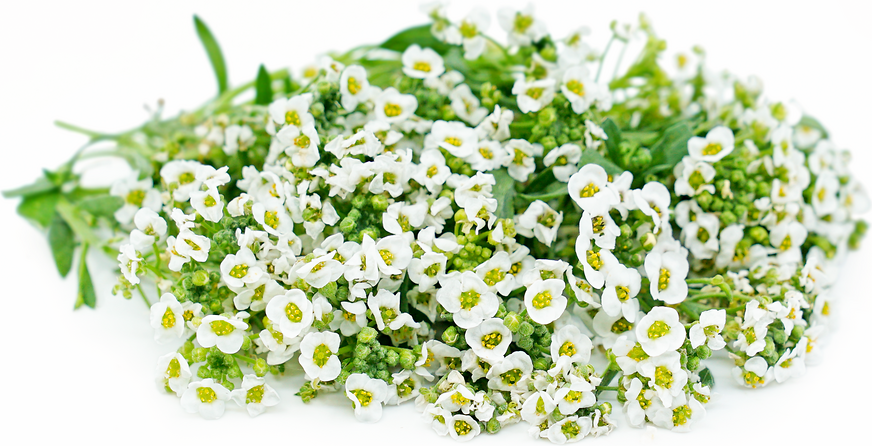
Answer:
379, 24, 452, 55
194, 15, 229, 95
48, 214, 75, 277
255, 64, 273, 105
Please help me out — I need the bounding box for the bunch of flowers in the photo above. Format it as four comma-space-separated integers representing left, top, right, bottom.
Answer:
6, 3, 868, 442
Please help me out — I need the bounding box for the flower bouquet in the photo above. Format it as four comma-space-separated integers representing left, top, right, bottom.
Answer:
5, 3, 867, 443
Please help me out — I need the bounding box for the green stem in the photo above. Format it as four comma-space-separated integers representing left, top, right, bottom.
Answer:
232, 353, 257, 365
135, 283, 151, 307
595, 36, 616, 82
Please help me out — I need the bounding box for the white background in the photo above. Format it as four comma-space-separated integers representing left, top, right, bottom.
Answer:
1, 1, 870, 444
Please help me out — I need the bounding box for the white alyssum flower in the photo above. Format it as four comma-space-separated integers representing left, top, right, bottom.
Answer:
299, 331, 341, 382
402, 44, 445, 79
515, 200, 563, 246
497, 4, 548, 47
149, 293, 185, 344
436, 271, 499, 329
466, 318, 512, 362
635, 306, 686, 356
550, 325, 593, 370
524, 278, 567, 324
339, 65, 372, 111
219, 247, 264, 289
687, 126, 735, 162
154, 352, 191, 396
638, 351, 688, 407
449, 84, 488, 125
505, 138, 542, 181
110, 172, 162, 224
543, 143, 582, 182
486, 351, 533, 392
689, 309, 726, 350
117, 243, 143, 285
180, 379, 231, 420
190, 187, 224, 222
230, 375, 280, 417
266, 289, 314, 339
732, 356, 773, 388
601, 264, 642, 322
129, 208, 167, 250
476, 105, 513, 141
268, 93, 314, 130
374, 87, 418, 123
644, 250, 689, 304
345, 373, 389, 422
512, 78, 556, 113
197, 314, 248, 354
568, 164, 619, 212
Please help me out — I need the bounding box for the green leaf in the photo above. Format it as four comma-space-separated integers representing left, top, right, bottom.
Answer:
797, 115, 829, 139
517, 181, 566, 203
76, 195, 123, 219
579, 149, 624, 176
640, 121, 693, 181
2, 176, 57, 198
194, 15, 229, 95
699, 367, 715, 388
48, 213, 75, 277
56, 198, 99, 246
17, 191, 61, 229
75, 245, 96, 309
601, 118, 623, 165
522, 167, 556, 194
379, 24, 452, 55
254, 64, 274, 105
491, 169, 517, 219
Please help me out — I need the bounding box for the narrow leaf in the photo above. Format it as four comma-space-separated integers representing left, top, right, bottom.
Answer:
639, 121, 693, 184
48, 213, 75, 277
17, 191, 61, 229
379, 24, 452, 55
601, 118, 623, 166
579, 149, 624, 176
491, 169, 517, 219
194, 15, 228, 95
254, 64, 274, 105
2, 176, 57, 198
75, 245, 96, 309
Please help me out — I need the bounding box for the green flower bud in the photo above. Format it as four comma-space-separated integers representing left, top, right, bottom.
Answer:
442, 325, 460, 344
772, 327, 788, 345
192, 270, 210, 286
192, 347, 208, 363
631, 148, 652, 170
357, 326, 378, 344
556, 134, 569, 146
376, 369, 391, 381
197, 366, 211, 379
540, 135, 557, 151
319, 281, 338, 299
178, 341, 195, 362
339, 216, 356, 233
724, 319, 741, 340
686, 356, 700, 371
254, 358, 269, 377
241, 336, 252, 351
316, 81, 333, 95
310, 101, 325, 117
504, 312, 522, 333
720, 210, 737, 226
749, 226, 768, 243
569, 127, 584, 141
538, 107, 557, 126
697, 191, 713, 208
642, 232, 657, 251
597, 402, 612, 415
370, 194, 389, 211
694, 344, 712, 360
399, 349, 417, 369
386, 350, 399, 367
518, 321, 535, 337
517, 336, 534, 350
486, 418, 502, 434
533, 357, 551, 370
762, 337, 776, 358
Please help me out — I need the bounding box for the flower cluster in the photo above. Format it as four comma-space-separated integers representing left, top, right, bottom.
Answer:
10, 2, 866, 442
